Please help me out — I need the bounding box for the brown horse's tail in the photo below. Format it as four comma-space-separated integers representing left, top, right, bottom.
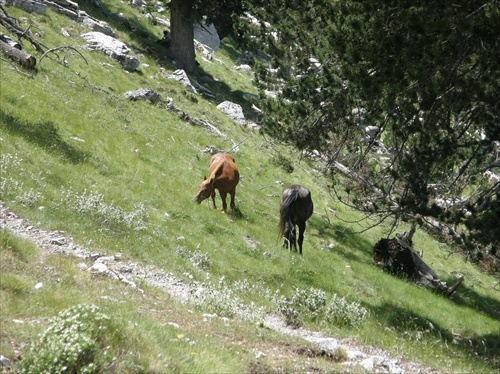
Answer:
278, 189, 299, 241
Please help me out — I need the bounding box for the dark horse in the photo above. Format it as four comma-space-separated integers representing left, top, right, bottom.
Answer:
278, 185, 314, 255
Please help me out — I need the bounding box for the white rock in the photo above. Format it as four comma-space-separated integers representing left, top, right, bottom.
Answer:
0, 355, 12, 368
165, 69, 197, 93
80, 32, 139, 71
217, 101, 246, 125
77, 262, 88, 270
50, 237, 67, 245
123, 88, 162, 104
96, 256, 115, 263
88, 262, 108, 273
79, 11, 115, 36
234, 64, 252, 74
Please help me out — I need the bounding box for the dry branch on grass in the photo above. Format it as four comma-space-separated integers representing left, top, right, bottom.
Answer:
0, 56, 35, 77
0, 4, 46, 52
39, 45, 88, 65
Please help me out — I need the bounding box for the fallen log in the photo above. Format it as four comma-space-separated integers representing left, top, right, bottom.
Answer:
0, 33, 21, 49
373, 231, 463, 296
1, 4, 46, 52
0, 39, 36, 68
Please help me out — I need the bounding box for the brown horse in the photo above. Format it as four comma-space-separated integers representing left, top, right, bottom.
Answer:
193, 153, 240, 218
278, 185, 313, 255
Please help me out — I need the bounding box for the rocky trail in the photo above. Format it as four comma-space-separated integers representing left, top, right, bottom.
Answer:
1, 204, 445, 373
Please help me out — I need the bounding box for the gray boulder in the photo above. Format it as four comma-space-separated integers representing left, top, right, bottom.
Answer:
81, 32, 140, 71
165, 69, 197, 93
217, 101, 246, 125
122, 88, 162, 104
79, 11, 115, 36
194, 21, 220, 52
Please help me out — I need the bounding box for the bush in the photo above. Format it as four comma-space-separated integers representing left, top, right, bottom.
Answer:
325, 294, 369, 328
193, 277, 265, 322
270, 154, 294, 173
175, 245, 211, 269
276, 287, 327, 327
19, 304, 117, 373
60, 188, 148, 231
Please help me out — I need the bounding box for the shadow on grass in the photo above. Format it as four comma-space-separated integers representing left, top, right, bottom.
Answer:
372, 301, 500, 369
308, 215, 375, 263
77, 1, 259, 121
78, 0, 163, 51
310, 213, 500, 322
0, 109, 90, 164
449, 284, 500, 321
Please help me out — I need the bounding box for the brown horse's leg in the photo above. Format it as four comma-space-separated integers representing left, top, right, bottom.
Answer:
219, 191, 228, 213
211, 189, 217, 210
229, 189, 236, 218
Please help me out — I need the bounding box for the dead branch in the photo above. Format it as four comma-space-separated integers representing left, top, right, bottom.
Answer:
446, 276, 464, 297
0, 4, 47, 52
39, 45, 88, 65
0, 56, 35, 78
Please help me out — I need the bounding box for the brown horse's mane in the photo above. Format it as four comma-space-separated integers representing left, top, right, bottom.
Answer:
208, 159, 226, 182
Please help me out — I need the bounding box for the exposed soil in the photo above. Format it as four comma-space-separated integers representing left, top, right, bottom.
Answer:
1, 204, 447, 373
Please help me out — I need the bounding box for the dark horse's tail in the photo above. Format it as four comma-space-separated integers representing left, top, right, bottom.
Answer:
278, 189, 300, 241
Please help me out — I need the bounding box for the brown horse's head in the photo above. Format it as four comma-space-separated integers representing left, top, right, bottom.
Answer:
193, 176, 213, 204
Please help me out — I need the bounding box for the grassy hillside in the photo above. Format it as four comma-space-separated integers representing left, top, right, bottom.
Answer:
1, 2, 499, 373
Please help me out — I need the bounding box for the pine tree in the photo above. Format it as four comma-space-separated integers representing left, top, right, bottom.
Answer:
241, 0, 500, 270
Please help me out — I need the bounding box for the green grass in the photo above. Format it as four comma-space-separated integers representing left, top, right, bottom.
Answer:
1, 3, 499, 373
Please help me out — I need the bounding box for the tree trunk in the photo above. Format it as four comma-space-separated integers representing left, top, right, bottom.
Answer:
167, 0, 197, 72
372, 233, 463, 296
0, 40, 36, 68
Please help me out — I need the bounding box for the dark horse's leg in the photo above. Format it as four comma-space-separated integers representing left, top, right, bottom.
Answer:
282, 223, 289, 249
297, 221, 306, 255
289, 223, 297, 252
283, 222, 296, 251
282, 230, 290, 250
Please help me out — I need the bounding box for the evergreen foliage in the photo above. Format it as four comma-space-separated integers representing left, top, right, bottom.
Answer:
240, 0, 500, 271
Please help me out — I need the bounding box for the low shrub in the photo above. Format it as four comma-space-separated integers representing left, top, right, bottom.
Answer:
175, 245, 211, 269
193, 277, 265, 322
19, 304, 118, 373
60, 188, 148, 231
276, 287, 327, 327
325, 294, 369, 328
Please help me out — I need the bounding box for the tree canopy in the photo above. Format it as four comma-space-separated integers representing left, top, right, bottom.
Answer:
240, 0, 500, 271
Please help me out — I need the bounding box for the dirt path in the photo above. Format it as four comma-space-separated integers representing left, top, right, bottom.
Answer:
1, 204, 445, 373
